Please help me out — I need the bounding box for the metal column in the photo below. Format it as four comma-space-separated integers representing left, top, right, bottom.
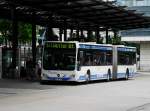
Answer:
76, 28, 80, 41
32, 13, 36, 68
45, 15, 54, 41
81, 29, 84, 38
64, 19, 67, 41
96, 28, 99, 44
106, 29, 109, 44
11, 6, 18, 71
59, 28, 63, 41
70, 28, 73, 39
87, 30, 92, 39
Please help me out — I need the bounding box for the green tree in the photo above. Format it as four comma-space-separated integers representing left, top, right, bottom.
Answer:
96, 37, 103, 44
0, 19, 33, 45
0, 19, 11, 46
86, 33, 96, 42
18, 22, 32, 44
112, 35, 124, 45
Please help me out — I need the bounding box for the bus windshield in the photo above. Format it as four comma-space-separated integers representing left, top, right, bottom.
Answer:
43, 46, 76, 70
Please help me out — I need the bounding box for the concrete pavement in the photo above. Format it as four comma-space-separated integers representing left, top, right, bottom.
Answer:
0, 72, 150, 111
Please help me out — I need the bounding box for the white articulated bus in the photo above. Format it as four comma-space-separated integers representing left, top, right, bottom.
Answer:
41, 41, 136, 82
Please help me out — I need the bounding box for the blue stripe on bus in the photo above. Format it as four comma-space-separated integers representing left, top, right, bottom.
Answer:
117, 47, 136, 52
90, 75, 97, 80
47, 77, 71, 81
78, 72, 135, 81
117, 73, 134, 78
78, 74, 108, 81
46, 73, 134, 81
117, 73, 126, 78
79, 44, 112, 51
79, 75, 86, 80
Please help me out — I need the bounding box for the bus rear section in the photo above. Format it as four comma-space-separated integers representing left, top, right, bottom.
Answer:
112, 46, 137, 80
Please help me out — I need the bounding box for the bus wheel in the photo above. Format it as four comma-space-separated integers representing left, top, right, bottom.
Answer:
125, 69, 129, 80
107, 69, 111, 81
86, 70, 91, 83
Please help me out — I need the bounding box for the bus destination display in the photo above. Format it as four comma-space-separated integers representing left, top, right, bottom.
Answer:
45, 42, 75, 49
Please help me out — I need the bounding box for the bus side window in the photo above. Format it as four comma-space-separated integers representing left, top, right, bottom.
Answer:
98, 52, 105, 65
78, 51, 84, 66
126, 56, 130, 65
106, 51, 112, 65
93, 54, 99, 66
84, 56, 91, 66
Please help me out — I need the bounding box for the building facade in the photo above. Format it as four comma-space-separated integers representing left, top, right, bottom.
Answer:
117, 0, 150, 71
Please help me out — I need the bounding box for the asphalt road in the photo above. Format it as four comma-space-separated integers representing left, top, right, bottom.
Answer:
0, 72, 150, 111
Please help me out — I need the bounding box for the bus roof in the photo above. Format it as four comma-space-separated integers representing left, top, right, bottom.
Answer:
44, 41, 113, 47
115, 45, 136, 49
78, 43, 112, 47
44, 41, 136, 49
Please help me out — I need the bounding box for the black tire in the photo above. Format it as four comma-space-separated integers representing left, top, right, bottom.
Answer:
106, 69, 111, 81
125, 69, 129, 80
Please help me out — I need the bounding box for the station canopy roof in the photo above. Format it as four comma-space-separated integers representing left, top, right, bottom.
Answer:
0, 0, 150, 30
